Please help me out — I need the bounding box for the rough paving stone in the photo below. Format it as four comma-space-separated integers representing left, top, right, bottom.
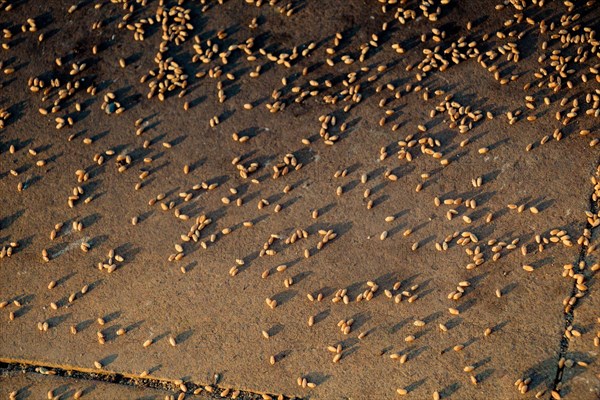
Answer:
0, 0, 599, 399
0, 370, 172, 400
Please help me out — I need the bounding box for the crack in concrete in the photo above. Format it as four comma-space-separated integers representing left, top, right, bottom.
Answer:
0, 360, 299, 400
551, 158, 599, 399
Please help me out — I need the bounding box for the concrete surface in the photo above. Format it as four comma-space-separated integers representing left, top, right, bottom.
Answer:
0, 370, 172, 400
0, 0, 599, 399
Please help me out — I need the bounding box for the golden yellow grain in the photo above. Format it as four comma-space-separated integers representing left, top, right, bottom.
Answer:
276, 264, 287, 272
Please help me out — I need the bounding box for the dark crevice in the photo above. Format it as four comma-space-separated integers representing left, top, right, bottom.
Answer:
0, 360, 302, 400
550, 158, 599, 399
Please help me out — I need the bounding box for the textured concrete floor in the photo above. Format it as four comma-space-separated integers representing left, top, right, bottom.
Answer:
0, 0, 599, 399
1, 370, 172, 400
